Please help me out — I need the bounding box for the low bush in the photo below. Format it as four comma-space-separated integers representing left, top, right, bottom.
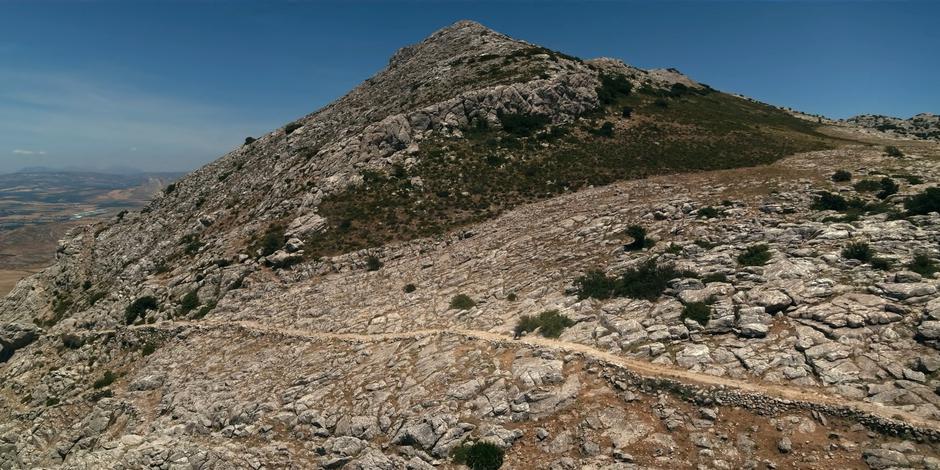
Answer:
506, 292, 518, 301
876, 178, 899, 200
125, 296, 158, 325
738, 244, 772, 266
497, 111, 550, 136
842, 241, 874, 262
180, 234, 203, 256
575, 260, 691, 301
450, 294, 476, 310
905, 187, 940, 215
621, 106, 633, 118
811, 192, 849, 211
624, 225, 652, 251
596, 73, 632, 105
681, 302, 711, 326
285, 122, 302, 135
590, 121, 615, 138
893, 174, 923, 185
93, 370, 117, 389
871, 257, 893, 271
366, 255, 383, 271
180, 290, 200, 315
908, 252, 939, 277
88, 291, 107, 306
514, 310, 575, 338
252, 224, 286, 257
452, 442, 505, 470
141, 343, 157, 356
403, 283, 416, 293
244, 136, 256, 145
831, 170, 852, 182
885, 145, 904, 158
853, 179, 882, 192
702, 272, 729, 284
697, 206, 721, 219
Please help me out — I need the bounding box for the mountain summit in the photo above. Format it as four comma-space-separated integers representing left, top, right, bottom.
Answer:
3, 21, 940, 469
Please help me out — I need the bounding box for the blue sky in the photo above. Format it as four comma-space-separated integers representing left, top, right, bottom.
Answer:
1, 1, 938, 173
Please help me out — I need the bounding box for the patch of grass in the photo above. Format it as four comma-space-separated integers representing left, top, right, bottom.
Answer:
842, 241, 873, 262
514, 310, 575, 338
831, 170, 852, 182
681, 302, 711, 326
93, 370, 117, 389
450, 294, 476, 310
304, 90, 834, 258
738, 244, 772, 266
885, 145, 904, 158
452, 442, 504, 470
125, 296, 158, 325
908, 252, 938, 277
905, 187, 940, 215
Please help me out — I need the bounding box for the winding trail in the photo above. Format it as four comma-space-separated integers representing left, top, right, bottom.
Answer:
122, 318, 940, 436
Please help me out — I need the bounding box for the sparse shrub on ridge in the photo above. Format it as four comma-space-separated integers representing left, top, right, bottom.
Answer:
93, 370, 117, 389
681, 302, 711, 326
908, 252, 939, 277
624, 225, 653, 251
180, 290, 200, 315
871, 257, 893, 271
366, 255, 383, 271
905, 187, 940, 215
885, 145, 904, 158
812, 192, 849, 211
251, 224, 286, 257
876, 178, 899, 200
574, 260, 693, 301
403, 283, 416, 293
125, 296, 158, 325
853, 179, 882, 192
496, 111, 549, 136
285, 122, 302, 135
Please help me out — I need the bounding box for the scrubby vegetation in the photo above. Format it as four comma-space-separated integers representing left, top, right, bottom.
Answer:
251, 224, 286, 257
403, 283, 416, 293
93, 370, 117, 389
180, 290, 200, 315
285, 122, 302, 135
304, 86, 835, 258
876, 178, 899, 200
842, 241, 873, 262
738, 244, 772, 266
854, 179, 882, 192
905, 187, 940, 215
450, 294, 476, 310
871, 257, 893, 271
697, 206, 722, 219
452, 442, 504, 470
702, 272, 729, 284
812, 192, 849, 211
831, 170, 852, 182
885, 145, 904, 158
366, 255, 383, 271
596, 73, 633, 105
575, 260, 692, 301
908, 252, 939, 277
125, 296, 158, 324
623, 225, 652, 251
514, 310, 575, 338
681, 302, 711, 326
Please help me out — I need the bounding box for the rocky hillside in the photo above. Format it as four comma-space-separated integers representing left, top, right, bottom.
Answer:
845, 113, 940, 142
3, 20, 940, 469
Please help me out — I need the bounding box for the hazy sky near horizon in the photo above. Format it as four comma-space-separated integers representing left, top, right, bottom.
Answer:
1, 0, 938, 173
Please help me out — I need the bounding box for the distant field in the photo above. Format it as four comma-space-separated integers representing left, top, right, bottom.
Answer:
0, 170, 181, 295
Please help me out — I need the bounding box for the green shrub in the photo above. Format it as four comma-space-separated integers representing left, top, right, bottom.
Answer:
842, 241, 873, 262
366, 255, 383, 271
908, 252, 938, 277
621, 106, 633, 118
893, 174, 923, 185
244, 136, 256, 145
497, 111, 549, 136
403, 283, 416, 293
575, 260, 690, 301
876, 178, 899, 200
624, 225, 651, 251
573, 270, 620, 300
738, 244, 772, 266
506, 292, 518, 301
252, 224, 285, 257
164, 183, 176, 194
871, 257, 893, 271
180, 290, 200, 315
141, 343, 157, 356
665, 243, 683, 255
596, 73, 632, 105
452, 442, 504, 470
514, 310, 575, 338
854, 179, 882, 192
681, 302, 711, 326
285, 122, 302, 135
180, 234, 203, 256
885, 145, 903, 158
653, 98, 668, 108
450, 294, 476, 310
831, 170, 852, 182
125, 296, 158, 325
905, 187, 940, 215
88, 291, 107, 306
45, 396, 60, 407
811, 192, 848, 211
93, 370, 117, 389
